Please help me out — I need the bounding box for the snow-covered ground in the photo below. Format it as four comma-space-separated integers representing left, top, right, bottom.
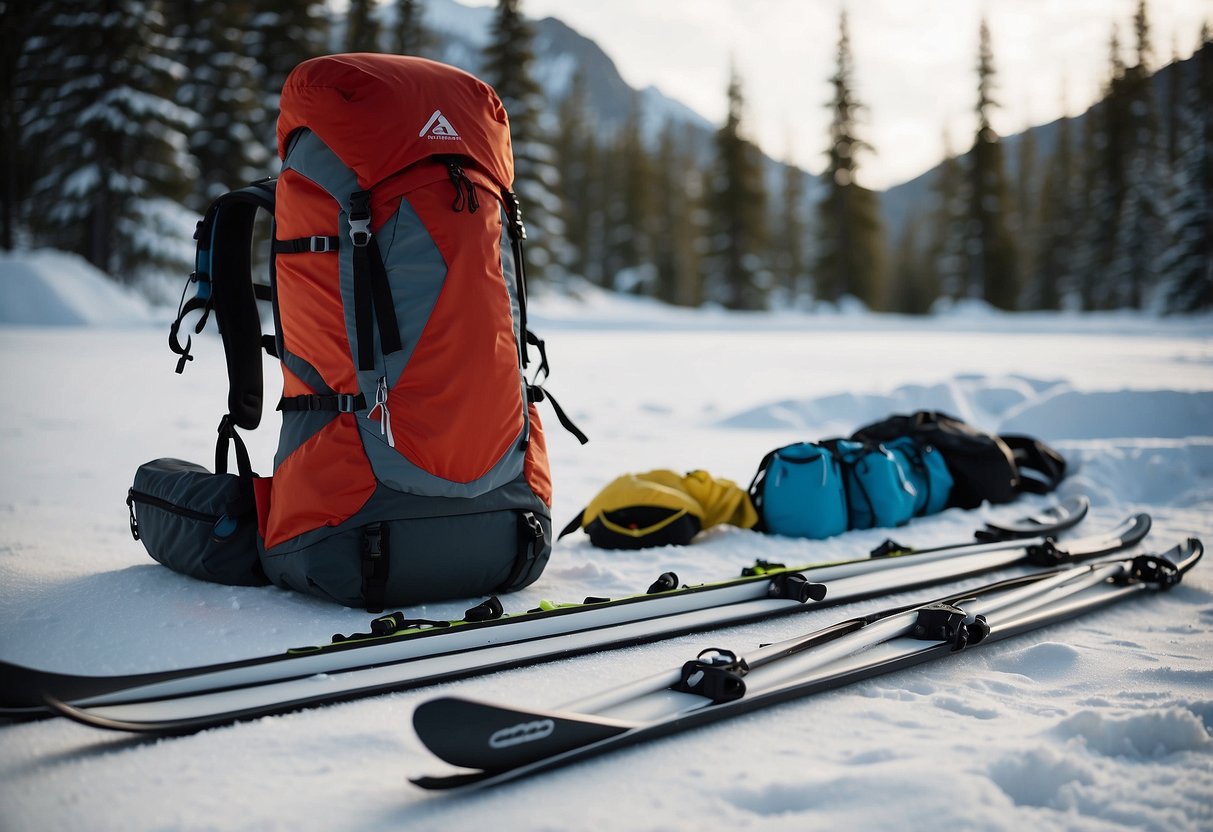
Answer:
1, 250, 1211, 831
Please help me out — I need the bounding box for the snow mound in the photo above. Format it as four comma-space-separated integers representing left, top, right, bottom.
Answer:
1055, 707, 1213, 757
716, 374, 1069, 433
987, 746, 1097, 808
1060, 441, 1213, 508
991, 641, 1084, 681
716, 375, 1213, 442
0, 248, 157, 327
1003, 389, 1213, 439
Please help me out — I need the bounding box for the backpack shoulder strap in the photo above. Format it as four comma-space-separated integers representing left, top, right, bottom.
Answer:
171, 179, 277, 433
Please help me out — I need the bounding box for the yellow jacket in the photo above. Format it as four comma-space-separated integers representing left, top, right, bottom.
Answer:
562, 469, 758, 547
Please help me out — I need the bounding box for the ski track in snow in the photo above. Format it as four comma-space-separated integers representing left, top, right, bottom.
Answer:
1, 259, 1212, 831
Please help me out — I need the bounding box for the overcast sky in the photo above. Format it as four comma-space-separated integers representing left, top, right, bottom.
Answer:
462, 0, 1211, 189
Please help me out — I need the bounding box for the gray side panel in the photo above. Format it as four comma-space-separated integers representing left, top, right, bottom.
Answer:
376, 195, 448, 387
498, 205, 530, 444
274, 347, 337, 470
280, 347, 331, 395
498, 204, 522, 352
280, 130, 360, 216
275, 410, 337, 471
360, 418, 526, 499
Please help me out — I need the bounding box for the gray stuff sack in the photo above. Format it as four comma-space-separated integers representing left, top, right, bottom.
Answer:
127, 458, 267, 586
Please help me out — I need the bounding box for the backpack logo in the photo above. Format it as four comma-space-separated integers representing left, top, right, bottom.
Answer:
419, 109, 461, 141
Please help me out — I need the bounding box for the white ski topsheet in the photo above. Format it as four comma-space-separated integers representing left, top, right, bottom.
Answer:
1, 255, 1211, 831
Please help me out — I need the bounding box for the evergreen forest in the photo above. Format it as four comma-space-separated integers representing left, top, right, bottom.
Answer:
2, 0, 1209, 313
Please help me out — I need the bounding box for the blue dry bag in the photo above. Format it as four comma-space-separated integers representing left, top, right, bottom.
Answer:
883, 436, 953, 516
748, 442, 849, 539
827, 439, 918, 530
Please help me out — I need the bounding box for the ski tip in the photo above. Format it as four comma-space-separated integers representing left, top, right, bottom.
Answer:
1121, 512, 1153, 545
1168, 537, 1204, 575
984, 494, 1090, 537
414, 695, 631, 773
1048, 494, 1090, 526
1063, 493, 1090, 513
409, 771, 492, 791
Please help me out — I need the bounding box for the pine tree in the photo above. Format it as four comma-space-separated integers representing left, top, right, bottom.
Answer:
22, 0, 195, 282
167, 0, 270, 210
1160, 33, 1213, 311
552, 70, 597, 281
888, 217, 936, 315
392, 0, 434, 57
924, 130, 966, 302
1013, 123, 1037, 301
708, 64, 769, 310
652, 121, 704, 307
813, 12, 885, 308
482, 0, 567, 282
1, 1, 38, 249
962, 19, 1018, 308
346, 0, 381, 53
1075, 26, 1128, 309
1032, 111, 1076, 310
244, 2, 329, 154
773, 156, 808, 302
603, 93, 654, 292
1107, 0, 1163, 309
1165, 40, 1184, 167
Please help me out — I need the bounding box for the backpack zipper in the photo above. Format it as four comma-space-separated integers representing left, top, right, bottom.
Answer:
127, 488, 247, 542
127, 488, 222, 541
443, 158, 480, 213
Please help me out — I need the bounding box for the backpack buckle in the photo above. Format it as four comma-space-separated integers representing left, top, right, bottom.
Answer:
348, 219, 371, 247
336, 393, 358, 413
348, 191, 372, 247
310, 235, 332, 253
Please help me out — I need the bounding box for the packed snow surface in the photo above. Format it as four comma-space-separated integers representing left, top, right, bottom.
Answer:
1, 254, 1210, 831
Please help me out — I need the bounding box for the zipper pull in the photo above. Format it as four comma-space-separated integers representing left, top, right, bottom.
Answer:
368, 376, 396, 448
126, 490, 140, 541
447, 161, 467, 212
445, 160, 480, 214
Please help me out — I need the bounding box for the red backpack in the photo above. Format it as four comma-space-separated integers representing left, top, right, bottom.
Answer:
169, 54, 584, 611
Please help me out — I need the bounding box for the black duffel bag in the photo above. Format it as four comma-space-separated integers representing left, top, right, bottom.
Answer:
851, 411, 1066, 509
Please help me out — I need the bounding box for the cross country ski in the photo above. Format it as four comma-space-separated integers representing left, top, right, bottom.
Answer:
2, 499, 1154, 732
410, 538, 1203, 790
3, 499, 1149, 735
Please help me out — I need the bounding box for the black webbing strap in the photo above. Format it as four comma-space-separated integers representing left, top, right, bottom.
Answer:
527, 385, 589, 445
361, 523, 390, 614
498, 511, 545, 592
169, 290, 211, 373
215, 414, 253, 477
273, 235, 340, 254
557, 509, 585, 540
277, 393, 366, 412
349, 191, 403, 372
526, 329, 550, 383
